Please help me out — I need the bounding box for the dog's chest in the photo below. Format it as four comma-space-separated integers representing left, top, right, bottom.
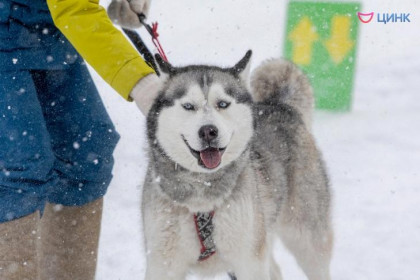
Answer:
145, 194, 259, 266
187, 201, 259, 274
143, 165, 269, 273
192, 195, 261, 261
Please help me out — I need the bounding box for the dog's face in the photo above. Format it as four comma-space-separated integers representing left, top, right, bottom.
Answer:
148, 51, 254, 173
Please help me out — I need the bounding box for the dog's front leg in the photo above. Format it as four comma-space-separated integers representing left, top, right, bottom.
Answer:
143, 223, 191, 280
142, 198, 193, 280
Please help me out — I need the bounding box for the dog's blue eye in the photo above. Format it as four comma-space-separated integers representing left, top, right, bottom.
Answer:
217, 101, 230, 109
182, 103, 195, 111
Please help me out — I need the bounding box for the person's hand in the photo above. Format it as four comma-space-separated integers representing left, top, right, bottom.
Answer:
107, 0, 151, 28
130, 74, 162, 116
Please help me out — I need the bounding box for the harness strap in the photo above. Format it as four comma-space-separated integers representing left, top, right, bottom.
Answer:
193, 211, 216, 261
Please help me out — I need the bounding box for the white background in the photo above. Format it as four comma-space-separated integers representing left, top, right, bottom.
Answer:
94, 0, 420, 279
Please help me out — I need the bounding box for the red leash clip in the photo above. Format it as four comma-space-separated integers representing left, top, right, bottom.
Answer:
139, 14, 169, 62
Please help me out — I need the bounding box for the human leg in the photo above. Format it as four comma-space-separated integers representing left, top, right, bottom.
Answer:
38, 199, 103, 280
32, 63, 119, 279
0, 212, 40, 280
0, 70, 58, 279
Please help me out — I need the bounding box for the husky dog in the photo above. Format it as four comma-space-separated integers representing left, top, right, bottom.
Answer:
142, 51, 332, 280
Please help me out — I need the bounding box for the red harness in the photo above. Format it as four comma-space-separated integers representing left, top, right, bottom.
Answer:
193, 211, 216, 261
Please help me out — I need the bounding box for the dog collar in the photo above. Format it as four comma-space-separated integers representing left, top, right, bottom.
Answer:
193, 211, 216, 261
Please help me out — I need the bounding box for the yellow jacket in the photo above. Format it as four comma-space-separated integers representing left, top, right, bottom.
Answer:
47, 0, 155, 100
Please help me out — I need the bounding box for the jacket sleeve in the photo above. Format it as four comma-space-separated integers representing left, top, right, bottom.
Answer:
47, 0, 155, 100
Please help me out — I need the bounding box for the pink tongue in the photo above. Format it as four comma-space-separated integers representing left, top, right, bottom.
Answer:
200, 148, 222, 169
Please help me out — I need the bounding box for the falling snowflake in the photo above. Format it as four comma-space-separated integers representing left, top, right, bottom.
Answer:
73, 142, 80, 149
53, 204, 63, 212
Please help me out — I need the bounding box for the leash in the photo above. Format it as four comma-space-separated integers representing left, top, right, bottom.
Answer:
122, 13, 169, 75
122, 28, 160, 74
138, 15, 169, 63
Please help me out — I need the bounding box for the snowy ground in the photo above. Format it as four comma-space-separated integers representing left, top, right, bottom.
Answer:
94, 0, 420, 279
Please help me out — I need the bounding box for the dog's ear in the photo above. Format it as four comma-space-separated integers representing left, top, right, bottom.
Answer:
230, 50, 252, 81
154, 54, 175, 79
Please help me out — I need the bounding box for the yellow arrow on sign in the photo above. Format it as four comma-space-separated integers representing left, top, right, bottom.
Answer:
288, 16, 319, 66
324, 15, 354, 64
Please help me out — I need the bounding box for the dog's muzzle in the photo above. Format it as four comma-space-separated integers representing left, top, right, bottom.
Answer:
182, 136, 226, 169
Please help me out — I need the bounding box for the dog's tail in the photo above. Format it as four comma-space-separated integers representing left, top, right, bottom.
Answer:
250, 59, 314, 128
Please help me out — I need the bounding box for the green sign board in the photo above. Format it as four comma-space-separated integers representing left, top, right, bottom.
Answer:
284, 1, 360, 111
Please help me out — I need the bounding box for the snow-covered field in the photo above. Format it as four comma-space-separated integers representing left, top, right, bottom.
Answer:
94, 0, 420, 279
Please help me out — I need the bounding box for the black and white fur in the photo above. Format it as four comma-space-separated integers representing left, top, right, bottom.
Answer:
142, 51, 332, 280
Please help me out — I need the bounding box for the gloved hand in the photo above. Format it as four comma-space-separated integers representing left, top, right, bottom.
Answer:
107, 0, 151, 28
130, 74, 162, 116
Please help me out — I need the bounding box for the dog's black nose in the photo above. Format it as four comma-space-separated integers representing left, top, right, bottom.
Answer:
199, 125, 218, 142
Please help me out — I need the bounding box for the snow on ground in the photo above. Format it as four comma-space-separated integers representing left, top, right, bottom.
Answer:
94, 0, 420, 279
